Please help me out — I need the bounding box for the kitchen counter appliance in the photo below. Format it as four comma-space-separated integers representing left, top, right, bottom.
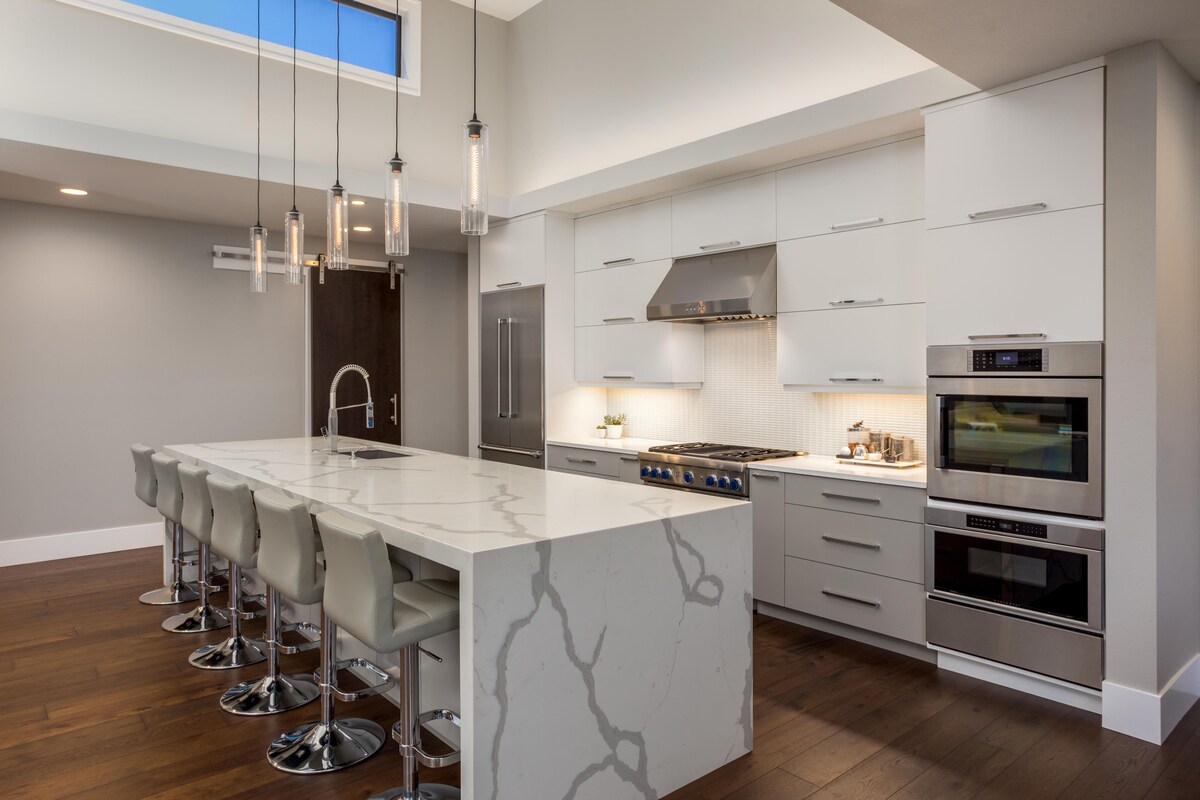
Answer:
479, 286, 545, 468
638, 442, 801, 497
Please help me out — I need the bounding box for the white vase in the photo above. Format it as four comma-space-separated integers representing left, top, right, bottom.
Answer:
594, 428, 608, 439
606, 425, 624, 439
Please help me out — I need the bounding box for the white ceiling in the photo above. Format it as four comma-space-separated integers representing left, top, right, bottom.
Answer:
0, 142, 469, 254
829, 0, 1200, 89
443, 0, 541, 23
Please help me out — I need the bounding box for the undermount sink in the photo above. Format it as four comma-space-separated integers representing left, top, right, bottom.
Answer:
337, 448, 411, 460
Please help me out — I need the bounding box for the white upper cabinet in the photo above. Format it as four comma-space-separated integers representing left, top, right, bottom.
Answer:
575, 260, 671, 327
778, 304, 926, 392
574, 198, 672, 272
776, 138, 924, 241
926, 204, 1104, 345
480, 215, 547, 292
777, 220, 926, 313
924, 68, 1104, 229
575, 322, 704, 387
671, 173, 776, 257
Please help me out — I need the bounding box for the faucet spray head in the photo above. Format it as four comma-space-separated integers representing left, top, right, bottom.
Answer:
366, 400, 375, 429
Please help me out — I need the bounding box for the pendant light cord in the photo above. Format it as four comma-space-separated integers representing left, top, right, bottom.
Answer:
335, 0, 341, 185
256, 0, 262, 227
472, 0, 478, 119
394, 0, 400, 157
291, 0, 297, 210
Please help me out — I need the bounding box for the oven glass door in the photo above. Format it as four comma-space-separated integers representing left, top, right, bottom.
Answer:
930, 528, 1096, 628
939, 393, 1089, 482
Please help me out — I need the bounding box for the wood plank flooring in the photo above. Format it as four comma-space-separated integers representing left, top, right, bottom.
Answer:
2, 547, 1198, 799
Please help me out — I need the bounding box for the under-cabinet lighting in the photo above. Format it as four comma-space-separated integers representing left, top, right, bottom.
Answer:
59, 187, 88, 196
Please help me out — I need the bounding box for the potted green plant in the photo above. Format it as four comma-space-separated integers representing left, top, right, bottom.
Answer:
594, 424, 608, 439
604, 413, 627, 439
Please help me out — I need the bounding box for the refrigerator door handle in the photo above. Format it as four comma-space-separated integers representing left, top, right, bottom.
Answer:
506, 317, 515, 419
478, 444, 543, 459
496, 318, 507, 418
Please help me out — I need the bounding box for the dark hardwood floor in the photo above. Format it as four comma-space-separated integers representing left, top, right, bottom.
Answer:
1, 548, 1197, 800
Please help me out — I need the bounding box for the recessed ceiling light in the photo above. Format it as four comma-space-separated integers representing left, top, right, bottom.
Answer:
350, 199, 366, 206
353, 225, 373, 232
60, 187, 88, 196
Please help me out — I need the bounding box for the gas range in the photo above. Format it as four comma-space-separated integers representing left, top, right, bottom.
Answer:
638, 442, 805, 497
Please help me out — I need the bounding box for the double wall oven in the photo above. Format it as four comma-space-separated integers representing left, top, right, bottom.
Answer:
925, 342, 1105, 690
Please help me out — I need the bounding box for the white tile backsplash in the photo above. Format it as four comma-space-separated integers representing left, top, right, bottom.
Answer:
606, 320, 927, 458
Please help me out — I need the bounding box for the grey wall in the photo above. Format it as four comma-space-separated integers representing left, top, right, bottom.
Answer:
1104, 42, 1200, 696
0, 200, 306, 540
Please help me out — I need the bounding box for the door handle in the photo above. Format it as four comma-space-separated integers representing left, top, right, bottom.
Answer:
602, 317, 636, 324
565, 457, 597, 465
506, 317, 515, 419
389, 393, 398, 426
751, 473, 780, 481
698, 240, 741, 251
821, 535, 882, 551
496, 280, 522, 288
495, 318, 506, 418
966, 333, 1047, 341
829, 216, 883, 231
821, 589, 881, 608
820, 491, 881, 504
478, 444, 542, 458
828, 297, 884, 307
603, 257, 635, 266
829, 377, 884, 383
967, 202, 1046, 220
603, 374, 635, 380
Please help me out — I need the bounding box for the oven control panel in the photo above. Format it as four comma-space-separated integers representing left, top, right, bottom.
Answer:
966, 514, 1048, 539
970, 348, 1047, 372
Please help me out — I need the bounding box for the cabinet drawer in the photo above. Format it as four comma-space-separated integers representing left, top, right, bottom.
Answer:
784, 474, 924, 523
575, 322, 704, 387
777, 220, 926, 313
785, 506, 923, 583
777, 137, 924, 241
785, 558, 926, 644
671, 173, 776, 257
925, 68, 1104, 229
575, 260, 671, 326
546, 446, 621, 478
777, 304, 925, 391
575, 198, 672, 272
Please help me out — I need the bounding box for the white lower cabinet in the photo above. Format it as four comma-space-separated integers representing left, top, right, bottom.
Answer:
546, 445, 643, 484
575, 322, 704, 387
749, 470, 786, 606
777, 304, 925, 391
926, 204, 1103, 345
784, 558, 926, 645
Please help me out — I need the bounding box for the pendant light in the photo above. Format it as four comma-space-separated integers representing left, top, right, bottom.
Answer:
326, 0, 350, 270
460, 0, 488, 236
384, 0, 409, 257
283, 0, 304, 285
250, 0, 268, 293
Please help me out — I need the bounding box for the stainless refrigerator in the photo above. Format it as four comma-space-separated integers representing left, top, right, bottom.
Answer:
479, 286, 545, 468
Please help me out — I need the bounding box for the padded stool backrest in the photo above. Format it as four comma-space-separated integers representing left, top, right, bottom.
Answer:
208, 475, 258, 569
255, 490, 324, 605
151, 453, 184, 525
130, 444, 158, 508
178, 463, 214, 545
316, 512, 396, 652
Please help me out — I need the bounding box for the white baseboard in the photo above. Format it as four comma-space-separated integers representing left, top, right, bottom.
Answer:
932, 646, 1102, 714
1103, 653, 1200, 744
0, 522, 163, 567
755, 601, 937, 664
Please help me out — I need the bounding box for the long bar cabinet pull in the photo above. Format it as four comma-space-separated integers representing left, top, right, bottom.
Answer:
698, 240, 741, 251
966, 333, 1047, 341
821, 491, 881, 504
967, 201, 1047, 220
829, 298, 884, 307
821, 589, 881, 608
829, 216, 883, 230
821, 535, 882, 551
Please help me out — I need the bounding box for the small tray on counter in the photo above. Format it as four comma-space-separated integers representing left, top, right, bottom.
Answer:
835, 456, 924, 469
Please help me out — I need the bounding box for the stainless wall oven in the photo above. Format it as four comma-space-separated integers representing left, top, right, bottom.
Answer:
927, 342, 1103, 519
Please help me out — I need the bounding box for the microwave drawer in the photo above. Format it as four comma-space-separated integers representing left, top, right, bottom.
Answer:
785, 474, 924, 523
785, 558, 926, 644
785, 506, 924, 583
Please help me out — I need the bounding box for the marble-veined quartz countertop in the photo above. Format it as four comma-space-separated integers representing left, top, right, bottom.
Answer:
165, 436, 744, 572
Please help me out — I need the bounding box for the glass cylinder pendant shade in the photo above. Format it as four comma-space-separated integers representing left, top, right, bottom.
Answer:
250, 224, 268, 293
326, 183, 350, 270
385, 157, 410, 257
283, 209, 304, 285
461, 118, 488, 235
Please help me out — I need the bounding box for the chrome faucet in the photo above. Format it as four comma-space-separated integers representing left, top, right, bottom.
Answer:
326, 364, 374, 455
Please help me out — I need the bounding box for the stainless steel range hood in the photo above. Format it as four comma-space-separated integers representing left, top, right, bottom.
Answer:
646, 244, 777, 322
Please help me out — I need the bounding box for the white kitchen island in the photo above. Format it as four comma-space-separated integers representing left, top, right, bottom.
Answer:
164, 437, 752, 800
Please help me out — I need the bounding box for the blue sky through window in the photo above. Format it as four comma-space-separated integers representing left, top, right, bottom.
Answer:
123, 0, 398, 76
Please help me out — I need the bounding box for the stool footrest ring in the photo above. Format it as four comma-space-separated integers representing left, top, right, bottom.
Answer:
325, 657, 396, 702
276, 621, 321, 654
391, 710, 463, 768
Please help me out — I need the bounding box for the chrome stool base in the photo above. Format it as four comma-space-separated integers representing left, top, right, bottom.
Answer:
221, 672, 320, 716
367, 784, 461, 800
139, 581, 199, 606
267, 718, 385, 774
162, 604, 230, 634
188, 634, 266, 670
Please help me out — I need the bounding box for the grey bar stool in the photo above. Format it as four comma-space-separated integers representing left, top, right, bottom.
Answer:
317, 512, 462, 800
133, 444, 198, 606
160, 461, 230, 634
188, 474, 267, 669
260, 494, 414, 775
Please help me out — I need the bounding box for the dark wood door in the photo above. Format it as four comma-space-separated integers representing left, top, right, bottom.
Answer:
310, 269, 403, 445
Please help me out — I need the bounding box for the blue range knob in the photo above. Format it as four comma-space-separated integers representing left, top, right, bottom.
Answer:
730, 477, 743, 491
641, 466, 650, 477
718, 476, 730, 489
651, 467, 661, 478
662, 468, 673, 480
705, 475, 717, 487
683, 471, 695, 484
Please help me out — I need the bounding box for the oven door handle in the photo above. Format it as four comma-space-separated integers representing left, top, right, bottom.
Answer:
935, 395, 947, 468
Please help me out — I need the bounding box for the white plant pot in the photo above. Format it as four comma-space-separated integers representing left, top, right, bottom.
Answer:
594, 428, 608, 439
606, 425, 624, 439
